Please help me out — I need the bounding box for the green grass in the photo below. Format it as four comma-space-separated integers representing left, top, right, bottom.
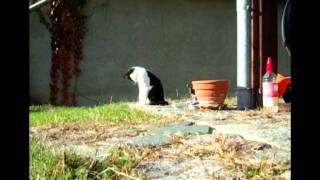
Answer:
243, 158, 290, 179
30, 140, 65, 179
30, 103, 151, 179
30, 103, 158, 127
30, 140, 141, 180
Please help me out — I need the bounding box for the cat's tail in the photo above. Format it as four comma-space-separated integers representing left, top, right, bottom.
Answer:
159, 100, 169, 106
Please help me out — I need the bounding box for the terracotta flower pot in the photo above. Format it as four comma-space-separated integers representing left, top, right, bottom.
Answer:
192, 80, 229, 108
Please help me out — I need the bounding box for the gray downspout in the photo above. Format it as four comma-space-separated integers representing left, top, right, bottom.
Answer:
236, 0, 257, 110
29, 0, 50, 13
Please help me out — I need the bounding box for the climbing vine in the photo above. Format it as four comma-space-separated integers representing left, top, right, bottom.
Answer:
49, 0, 88, 106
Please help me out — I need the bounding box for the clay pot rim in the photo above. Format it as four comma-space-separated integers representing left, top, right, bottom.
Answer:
191, 80, 229, 84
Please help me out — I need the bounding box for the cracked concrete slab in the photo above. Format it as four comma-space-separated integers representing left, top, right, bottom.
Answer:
128, 121, 213, 147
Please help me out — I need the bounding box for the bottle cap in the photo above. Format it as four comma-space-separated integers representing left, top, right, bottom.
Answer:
266, 57, 273, 73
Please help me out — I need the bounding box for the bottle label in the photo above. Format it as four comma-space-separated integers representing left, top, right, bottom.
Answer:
262, 82, 278, 97
263, 82, 279, 112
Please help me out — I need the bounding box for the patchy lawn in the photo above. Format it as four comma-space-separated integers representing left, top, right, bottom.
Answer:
29, 97, 290, 179
30, 139, 145, 180
30, 103, 158, 127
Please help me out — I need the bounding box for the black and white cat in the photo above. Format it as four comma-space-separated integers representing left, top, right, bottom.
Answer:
123, 66, 168, 105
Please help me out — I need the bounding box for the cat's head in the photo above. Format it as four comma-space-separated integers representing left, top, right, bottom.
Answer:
123, 67, 135, 81
123, 66, 146, 83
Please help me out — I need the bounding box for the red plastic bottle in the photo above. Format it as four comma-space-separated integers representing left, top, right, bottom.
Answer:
262, 57, 279, 112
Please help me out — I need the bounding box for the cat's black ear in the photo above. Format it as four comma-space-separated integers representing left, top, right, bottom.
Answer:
123, 68, 134, 81
123, 71, 128, 79
123, 68, 131, 78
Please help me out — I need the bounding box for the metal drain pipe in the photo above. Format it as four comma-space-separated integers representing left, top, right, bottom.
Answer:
236, 0, 257, 110
29, 0, 50, 13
